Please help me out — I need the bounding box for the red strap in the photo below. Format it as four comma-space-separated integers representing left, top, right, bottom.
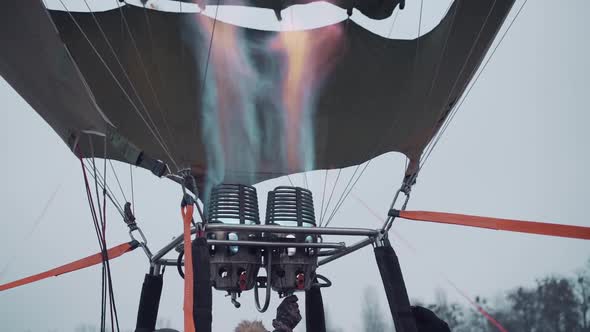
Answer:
445, 279, 507, 332
399, 211, 590, 240
0, 242, 136, 292
181, 204, 196, 332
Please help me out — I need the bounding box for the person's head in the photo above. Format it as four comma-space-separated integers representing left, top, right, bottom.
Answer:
234, 320, 268, 332
412, 306, 451, 332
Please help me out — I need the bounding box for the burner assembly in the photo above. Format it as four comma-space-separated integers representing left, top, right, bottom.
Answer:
206, 184, 263, 304
264, 186, 319, 295
152, 182, 383, 312
204, 184, 326, 310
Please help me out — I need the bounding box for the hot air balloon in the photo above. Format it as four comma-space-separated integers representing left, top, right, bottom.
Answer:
1, 1, 588, 332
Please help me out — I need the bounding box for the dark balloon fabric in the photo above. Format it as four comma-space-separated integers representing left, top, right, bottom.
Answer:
177, 0, 403, 20
0, 1, 514, 189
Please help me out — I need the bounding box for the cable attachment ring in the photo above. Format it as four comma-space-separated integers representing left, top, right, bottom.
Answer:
122, 202, 152, 259
391, 187, 411, 212
311, 274, 332, 288
382, 184, 412, 233
254, 250, 272, 313
179, 169, 199, 198
179, 169, 206, 226
129, 226, 151, 257
129, 225, 152, 260
181, 193, 195, 209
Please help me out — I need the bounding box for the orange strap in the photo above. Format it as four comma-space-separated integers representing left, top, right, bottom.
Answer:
399, 210, 590, 240
181, 203, 196, 332
353, 196, 509, 332
0, 242, 137, 292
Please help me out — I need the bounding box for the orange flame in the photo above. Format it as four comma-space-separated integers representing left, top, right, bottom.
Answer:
191, 13, 345, 192
270, 25, 344, 171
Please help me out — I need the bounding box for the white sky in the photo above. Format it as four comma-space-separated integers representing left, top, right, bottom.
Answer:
1, 0, 590, 331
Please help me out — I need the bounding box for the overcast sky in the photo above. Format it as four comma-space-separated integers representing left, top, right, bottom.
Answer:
1, 0, 590, 331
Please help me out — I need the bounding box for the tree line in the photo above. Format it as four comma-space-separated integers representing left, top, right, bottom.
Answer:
328, 258, 590, 332
70, 259, 590, 331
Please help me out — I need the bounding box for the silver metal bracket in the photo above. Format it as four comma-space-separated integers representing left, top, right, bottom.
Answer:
149, 263, 164, 276
381, 187, 410, 233
129, 226, 153, 260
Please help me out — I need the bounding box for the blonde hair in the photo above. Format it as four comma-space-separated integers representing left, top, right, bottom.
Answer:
234, 320, 268, 332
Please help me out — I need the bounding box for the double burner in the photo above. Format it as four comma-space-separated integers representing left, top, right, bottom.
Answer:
205, 184, 320, 307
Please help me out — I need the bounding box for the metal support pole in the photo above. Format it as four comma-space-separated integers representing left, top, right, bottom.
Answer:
151, 229, 196, 262
156, 259, 182, 266
317, 249, 342, 257
208, 239, 345, 249
318, 237, 375, 266
151, 225, 374, 263
206, 223, 379, 236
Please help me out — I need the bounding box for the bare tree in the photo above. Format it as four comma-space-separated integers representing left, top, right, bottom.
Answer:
428, 289, 464, 330
361, 286, 392, 332
536, 277, 580, 332
325, 309, 345, 332
575, 259, 590, 331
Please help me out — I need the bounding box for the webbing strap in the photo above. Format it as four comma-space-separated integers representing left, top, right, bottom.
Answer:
181, 204, 196, 332
135, 274, 164, 332
399, 210, 590, 240
374, 243, 418, 332
0, 241, 137, 292
192, 237, 212, 332
305, 283, 327, 332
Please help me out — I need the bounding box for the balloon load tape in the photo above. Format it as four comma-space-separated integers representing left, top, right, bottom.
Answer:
107, 128, 167, 178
